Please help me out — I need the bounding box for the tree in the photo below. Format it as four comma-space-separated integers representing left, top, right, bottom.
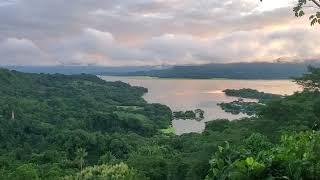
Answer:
195, 109, 205, 120
261, 0, 320, 26
295, 66, 320, 91
75, 148, 88, 171
10, 164, 39, 180
206, 131, 320, 179
206, 134, 273, 180
65, 163, 146, 180
293, 0, 320, 26
98, 151, 118, 165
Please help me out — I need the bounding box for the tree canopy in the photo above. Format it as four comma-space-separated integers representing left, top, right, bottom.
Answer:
1, 67, 320, 179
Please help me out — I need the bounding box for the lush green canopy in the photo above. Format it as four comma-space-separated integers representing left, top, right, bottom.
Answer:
0, 67, 320, 179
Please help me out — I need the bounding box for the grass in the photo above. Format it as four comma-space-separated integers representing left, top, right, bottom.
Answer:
160, 126, 176, 134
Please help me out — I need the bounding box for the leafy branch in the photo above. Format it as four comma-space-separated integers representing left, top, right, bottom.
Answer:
262, 0, 320, 26
294, 0, 320, 25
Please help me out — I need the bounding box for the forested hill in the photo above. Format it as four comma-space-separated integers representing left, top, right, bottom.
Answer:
0, 68, 172, 179
0, 68, 173, 134
4, 65, 170, 75
125, 62, 319, 79
2, 67, 320, 179
5, 62, 320, 80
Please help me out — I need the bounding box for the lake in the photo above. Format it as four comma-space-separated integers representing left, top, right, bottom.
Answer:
100, 76, 301, 134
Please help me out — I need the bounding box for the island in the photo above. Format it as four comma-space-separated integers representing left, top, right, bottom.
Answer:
173, 109, 205, 121
219, 88, 282, 115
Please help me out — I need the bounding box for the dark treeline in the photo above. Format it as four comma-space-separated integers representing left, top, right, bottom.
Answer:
173, 109, 205, 120
0, 67, 320, 179
218, 88, 281, 115
5, 62, 320, 80
3, 65, 170, 75
125, 62, 320, 79
223, 88, 282, 102
218, 100, 262, 116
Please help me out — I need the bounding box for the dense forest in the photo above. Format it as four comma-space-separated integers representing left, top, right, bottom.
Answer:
0, 67, 320, 179
124, 62, 320, 79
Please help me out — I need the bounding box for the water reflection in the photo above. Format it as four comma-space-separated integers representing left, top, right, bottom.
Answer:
100, 76, 301, 134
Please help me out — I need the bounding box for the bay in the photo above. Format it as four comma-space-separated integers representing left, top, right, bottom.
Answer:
100, 76, 301, 134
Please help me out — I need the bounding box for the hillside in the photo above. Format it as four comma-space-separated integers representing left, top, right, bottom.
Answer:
0, 69, 173, 179
4, 62, 320, 80
1, 68, 320, 179
4, 65, 171, 75
126, 62, 320, 79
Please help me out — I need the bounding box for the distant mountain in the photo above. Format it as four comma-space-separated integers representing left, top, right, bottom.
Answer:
123, 62, 320, 79
3, 65, 171, 75
4, 62, 320, 79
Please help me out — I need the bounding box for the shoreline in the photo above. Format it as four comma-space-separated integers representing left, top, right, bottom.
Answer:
99, 75, 294, 81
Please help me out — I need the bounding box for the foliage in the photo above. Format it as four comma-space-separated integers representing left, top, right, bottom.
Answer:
160, 126, 176, 134
293, 0, 320, 26
173, 109, 205, 120
64, 163, 145, 180
218, 99, 263, 116
75, 148, 88, 171
0, 69, 172, 179
1, 66, 320, 179
9, 164, 39, 180
261, 0, 320, 26
195, 109, 205, 120
219, 89, 281, 116
295, 66, 320, 91
206, 131, 320, 179
223, 88, 282, 103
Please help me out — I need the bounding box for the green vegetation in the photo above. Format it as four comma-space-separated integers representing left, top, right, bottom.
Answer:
207, 131, 320, 179
173, 109, 205, 120
218, 99, 263, 116
295, 66, 320, 91
223, 88, 282, 103
218, 88, 281, 115
1, 67, 320, 179
160, 126, 176, 134
64, 163, 146, 180
0, 69, 172, 179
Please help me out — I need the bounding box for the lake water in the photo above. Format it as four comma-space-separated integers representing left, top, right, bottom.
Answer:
100, 76, 301, 134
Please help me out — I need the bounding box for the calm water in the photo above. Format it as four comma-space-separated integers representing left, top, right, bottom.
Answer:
100, 76, 301, 134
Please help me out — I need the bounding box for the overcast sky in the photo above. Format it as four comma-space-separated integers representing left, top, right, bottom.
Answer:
0, 0, 319, 66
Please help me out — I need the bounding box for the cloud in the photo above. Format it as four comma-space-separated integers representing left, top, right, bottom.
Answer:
0, 38, 57, 65
0, 0, 318, 66
47, 28, 153, 66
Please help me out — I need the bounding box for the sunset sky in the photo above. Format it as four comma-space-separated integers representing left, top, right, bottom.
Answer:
0, 0, 319, 66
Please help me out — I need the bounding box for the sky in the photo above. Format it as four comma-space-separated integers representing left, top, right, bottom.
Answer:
0, 0, 319, 66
